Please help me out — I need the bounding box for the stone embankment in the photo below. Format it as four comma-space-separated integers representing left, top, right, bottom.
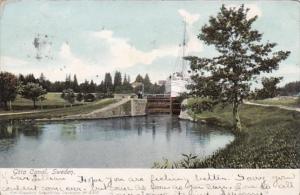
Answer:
39, 98, 147, 121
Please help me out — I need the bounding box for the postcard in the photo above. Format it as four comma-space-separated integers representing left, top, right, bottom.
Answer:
0, 0, 299, 194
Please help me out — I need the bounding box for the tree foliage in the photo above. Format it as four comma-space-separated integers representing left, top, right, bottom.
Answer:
113, 71, 122, 92
61, 88, 76, 106
0, 72, 18, 109
19, 82, 47, 108
104, 73, 113, 93
255, 77, 282, 99
185, 5, 290, 131
279, 81, 300, 96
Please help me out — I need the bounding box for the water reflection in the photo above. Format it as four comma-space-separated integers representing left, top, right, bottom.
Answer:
0, 115, 234, 168
0, 120, 42, 139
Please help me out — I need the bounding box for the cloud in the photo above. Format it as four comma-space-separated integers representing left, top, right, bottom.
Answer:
0, 56, 55, 79
53, 9, 203, 82
225, 4, 262, 19
177, 9, 202, 55
0, 56, 28, 69
1, 9, 203, 83
178, 9, 200, 25
91, 30, 179, 70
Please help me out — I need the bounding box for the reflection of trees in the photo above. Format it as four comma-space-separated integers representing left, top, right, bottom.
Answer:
0, 120, 43, 139
60, 123, 77, 140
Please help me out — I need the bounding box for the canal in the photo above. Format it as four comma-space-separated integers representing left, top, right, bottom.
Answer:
0, 115, 234, 167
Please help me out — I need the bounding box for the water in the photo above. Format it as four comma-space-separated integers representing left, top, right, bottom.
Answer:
0, 115, 234, 168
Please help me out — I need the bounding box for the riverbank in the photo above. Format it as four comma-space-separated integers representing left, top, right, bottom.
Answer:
159, 103, 300, 168
0, 98, 117, 120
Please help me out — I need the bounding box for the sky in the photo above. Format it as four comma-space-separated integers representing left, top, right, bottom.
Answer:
0, 0, 299, 86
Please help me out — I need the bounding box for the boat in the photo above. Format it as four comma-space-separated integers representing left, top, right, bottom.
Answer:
165, 20, 192, 97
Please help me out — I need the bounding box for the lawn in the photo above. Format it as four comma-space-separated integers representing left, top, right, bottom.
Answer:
154, 102, 300, 168
7, 93, 84, 111
250, 96, 300, 107
0, 98, 117, 120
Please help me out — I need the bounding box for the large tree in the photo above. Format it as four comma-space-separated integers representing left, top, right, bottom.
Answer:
186, 5, 290, 132
19, 82, 47, 109
0, 72, 18, 109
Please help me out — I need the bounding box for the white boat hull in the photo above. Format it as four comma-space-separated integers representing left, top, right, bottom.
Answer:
165, 78, 189, 97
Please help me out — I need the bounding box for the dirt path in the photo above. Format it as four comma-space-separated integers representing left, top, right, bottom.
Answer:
0, 110, 43, 116
244, 101, 300, 112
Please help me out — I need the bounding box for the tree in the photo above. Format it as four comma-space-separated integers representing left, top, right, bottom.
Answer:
185, 5, 290, 132
121, 74, 133, 93
24, 74, 37, 84
279, 81, 300, 96
72, 75, 79, 92
19, 82, 47, 108
0, 72, 18, 110
38, 73, 51, 91
89, 80, 97, 93
143, 74, 152, 93
79, 80, 90, 94
97, 81, 105, 93
61, 88, 76, 107
135, 74, 143, 82
113, 71, 122, 92
65, 74, 72, 89
104, 73, 113, 93
256, 77, 282, 99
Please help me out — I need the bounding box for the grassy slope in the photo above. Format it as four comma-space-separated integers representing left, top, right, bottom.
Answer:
192, 104, 300, 168
0, 98, 117, 120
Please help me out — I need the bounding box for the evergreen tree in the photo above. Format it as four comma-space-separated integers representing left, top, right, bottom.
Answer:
113, 71, 122, 92
143, 74, 152, 93
73, 74, 79, 92
65, 74, 72, 89
135, 74, 143, 83
104, 73, 113, 93
79, 80, 90, 94
185, 5, 290, 132
24, 74, 37, 84
97, 81, 105, 93
89, 80, 96, 93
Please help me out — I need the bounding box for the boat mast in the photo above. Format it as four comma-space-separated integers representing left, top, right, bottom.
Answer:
181, 19, 187, 76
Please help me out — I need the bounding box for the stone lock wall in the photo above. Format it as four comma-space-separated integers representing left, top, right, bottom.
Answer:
131, 99, 147, 116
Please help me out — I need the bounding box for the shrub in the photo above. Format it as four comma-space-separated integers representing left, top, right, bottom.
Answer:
84, 93, 95, 102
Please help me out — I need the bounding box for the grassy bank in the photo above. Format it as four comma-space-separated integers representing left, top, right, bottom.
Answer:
250, 96, 300, 107
0, 98, 117, 120
155, 103, 300, 168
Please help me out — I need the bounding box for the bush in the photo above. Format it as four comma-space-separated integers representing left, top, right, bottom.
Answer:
76, 93, 83, 102
84, 93, 95, 102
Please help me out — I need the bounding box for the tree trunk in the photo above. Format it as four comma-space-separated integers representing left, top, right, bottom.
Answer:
232, 101, 242, 132
9, 101, 12, 111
